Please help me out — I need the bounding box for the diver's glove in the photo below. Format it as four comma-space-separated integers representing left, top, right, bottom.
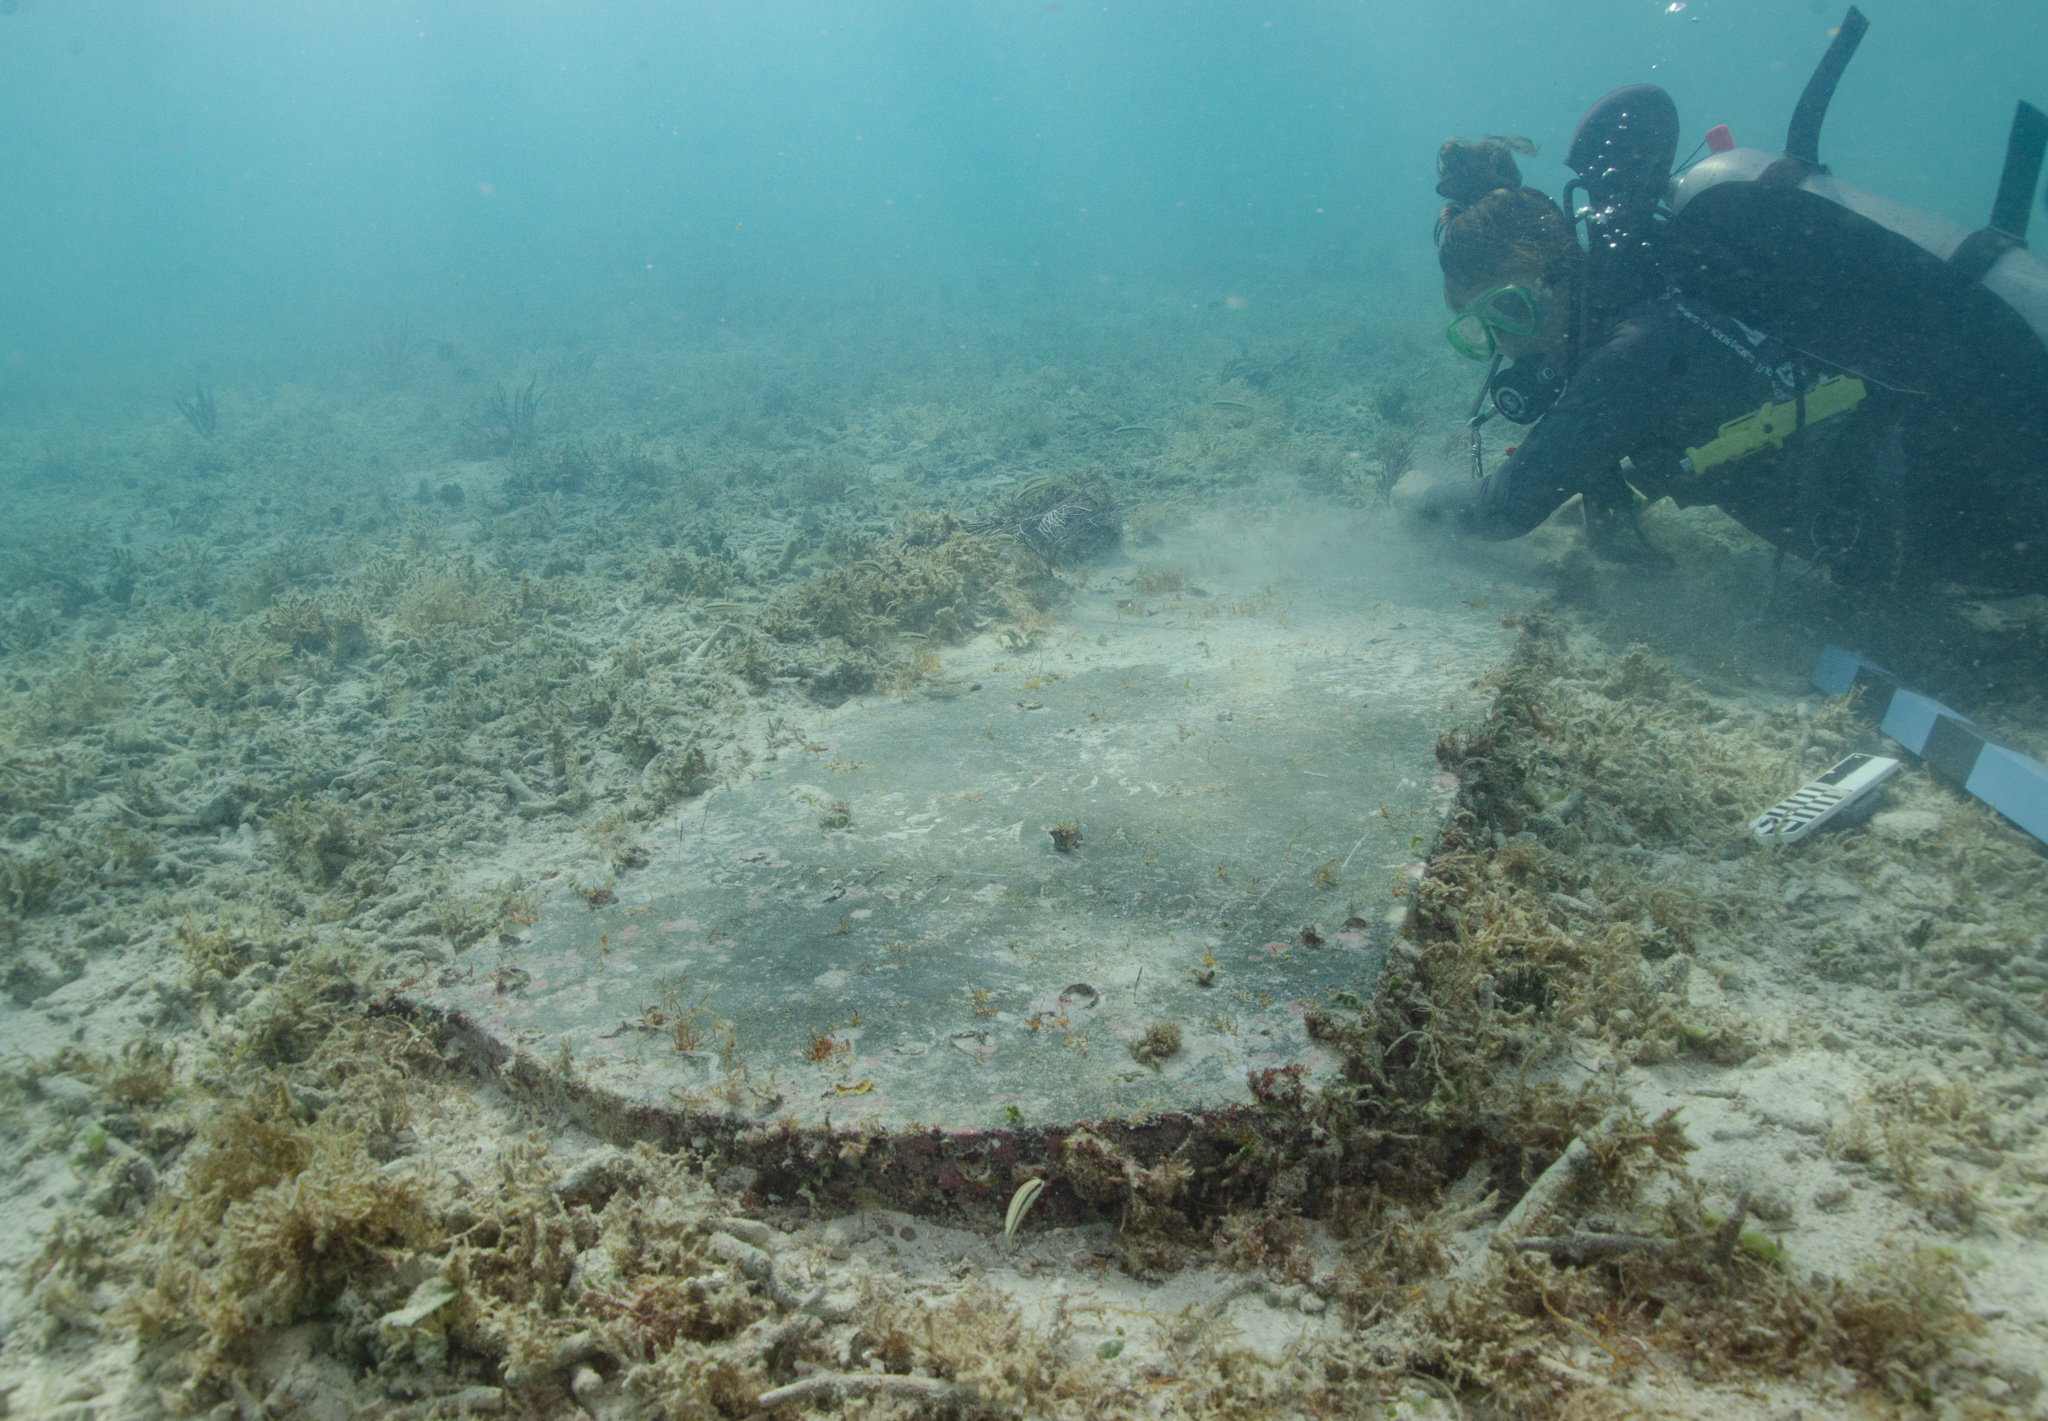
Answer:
1413, 477, 1483, 533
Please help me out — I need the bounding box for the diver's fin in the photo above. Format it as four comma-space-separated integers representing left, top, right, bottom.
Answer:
1950, 99, 2046, 283
1781, 6, 1869, 172
1989, 100, 2047, 242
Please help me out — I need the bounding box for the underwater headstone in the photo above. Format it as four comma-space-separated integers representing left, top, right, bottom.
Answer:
413, 521, 1526, 1143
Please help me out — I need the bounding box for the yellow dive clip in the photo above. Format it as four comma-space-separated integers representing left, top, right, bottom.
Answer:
1680, 376, 1867, 477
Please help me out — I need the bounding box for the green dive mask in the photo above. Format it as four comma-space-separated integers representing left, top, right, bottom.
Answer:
1446, 284, 1540, 361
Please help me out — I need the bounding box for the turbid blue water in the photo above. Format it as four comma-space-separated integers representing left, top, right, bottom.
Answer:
4, 1, 2044, 395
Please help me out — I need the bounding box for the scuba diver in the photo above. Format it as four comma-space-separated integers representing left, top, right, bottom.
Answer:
1416, 8, 2048, 600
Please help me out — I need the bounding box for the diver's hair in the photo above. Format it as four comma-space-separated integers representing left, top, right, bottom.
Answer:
1434, 136, 1577, 295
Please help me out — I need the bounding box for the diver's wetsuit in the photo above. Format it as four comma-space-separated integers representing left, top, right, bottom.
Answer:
1422, 284, 2048, 595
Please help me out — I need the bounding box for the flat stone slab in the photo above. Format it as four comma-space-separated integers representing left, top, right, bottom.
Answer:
415, 514, 1522, 1134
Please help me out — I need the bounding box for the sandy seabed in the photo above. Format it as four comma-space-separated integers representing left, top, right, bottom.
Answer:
2, 281, 2047, 1418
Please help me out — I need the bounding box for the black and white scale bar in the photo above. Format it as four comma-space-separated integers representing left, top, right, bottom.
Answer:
1812, 645, 2048, 847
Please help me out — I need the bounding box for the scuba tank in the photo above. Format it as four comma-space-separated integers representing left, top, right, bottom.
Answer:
1546, 6, 2048, 591
1469, 9, 2048, 486
1478, 85, 1684, 434
1565, 83, 1681, 343
1651, 8, 2048, 412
